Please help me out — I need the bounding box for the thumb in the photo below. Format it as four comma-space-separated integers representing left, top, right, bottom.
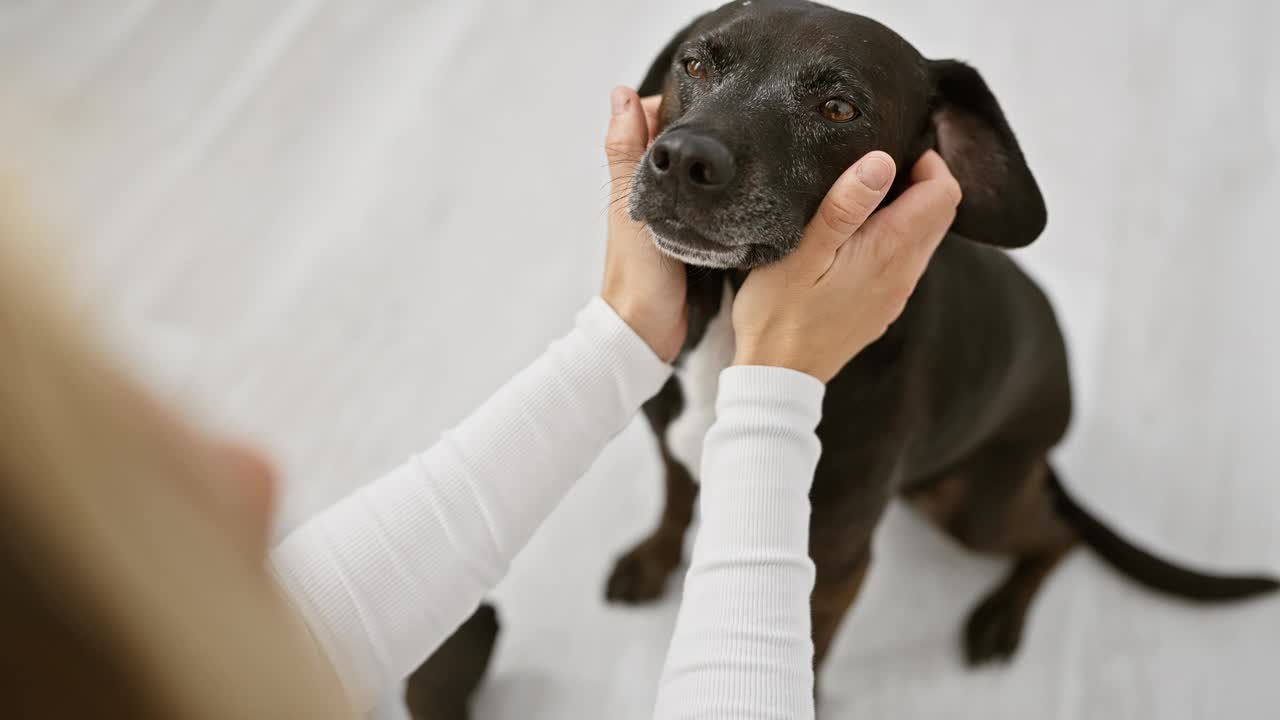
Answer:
790, 151, 896, 279
606, 86, 651, 184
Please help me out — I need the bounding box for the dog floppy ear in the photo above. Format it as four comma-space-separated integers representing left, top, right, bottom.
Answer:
928, 60, 1047, 248
638, 14, 708, 97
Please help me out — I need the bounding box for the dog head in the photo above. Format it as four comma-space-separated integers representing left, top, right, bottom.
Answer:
628, 0, 1046, 268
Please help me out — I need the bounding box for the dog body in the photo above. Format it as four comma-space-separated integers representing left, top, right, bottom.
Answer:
605, 0, 1278, 670
616, 234, 1073, 666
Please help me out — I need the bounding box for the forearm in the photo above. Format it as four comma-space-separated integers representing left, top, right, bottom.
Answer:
654, 366, 824, 720
270, 297, 671, 710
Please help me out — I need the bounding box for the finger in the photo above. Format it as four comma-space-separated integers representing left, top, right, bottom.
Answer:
856, 152, 961, 268
606, 86, 650, 184
789, 151, 896, 279
640, 95, 663, 143
910, 149, 962, 199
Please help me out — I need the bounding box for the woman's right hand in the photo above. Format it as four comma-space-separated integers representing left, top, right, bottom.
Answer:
731, 150, 962, 383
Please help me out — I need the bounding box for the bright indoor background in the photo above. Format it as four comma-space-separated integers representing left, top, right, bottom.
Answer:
3, 1, 1278, 718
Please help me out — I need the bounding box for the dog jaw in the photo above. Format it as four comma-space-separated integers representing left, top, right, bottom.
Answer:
646, 226, 748, 268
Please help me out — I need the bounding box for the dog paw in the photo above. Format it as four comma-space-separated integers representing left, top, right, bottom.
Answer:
406, 604, 500, 720
962, 588, 1025, 666
605, 540, 677, 605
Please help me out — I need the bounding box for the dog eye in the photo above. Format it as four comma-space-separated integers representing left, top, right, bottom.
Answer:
819, 98, 860, 122
684, 58, 708, 79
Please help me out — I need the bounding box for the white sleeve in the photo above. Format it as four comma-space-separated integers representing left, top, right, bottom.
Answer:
269, 297, 671, 711
653, 365, 825, 720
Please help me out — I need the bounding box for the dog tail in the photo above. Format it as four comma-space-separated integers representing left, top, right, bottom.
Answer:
1047, 468, 1280, 601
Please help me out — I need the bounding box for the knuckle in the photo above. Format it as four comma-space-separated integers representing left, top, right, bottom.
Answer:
871, 239, 903, 271
820, 192, 874, 235
604, 138, 637, 159
878, 218, 913, 257
941, 177, 964, 207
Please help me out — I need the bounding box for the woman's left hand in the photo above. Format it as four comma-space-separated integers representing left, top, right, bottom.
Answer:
600, 86, 686, 363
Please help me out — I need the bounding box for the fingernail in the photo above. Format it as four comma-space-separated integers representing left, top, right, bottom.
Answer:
857, 156, 892, 191
610, 87, 631, 116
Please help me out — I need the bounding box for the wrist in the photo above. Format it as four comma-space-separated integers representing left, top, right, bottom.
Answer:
732, 346, 829, 384
601, 291, 682, 363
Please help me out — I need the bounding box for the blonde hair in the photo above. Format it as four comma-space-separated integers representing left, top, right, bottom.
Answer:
0, 175, 355, 717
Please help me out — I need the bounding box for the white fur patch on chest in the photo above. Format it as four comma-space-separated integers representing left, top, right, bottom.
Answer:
666, 283, 736, 481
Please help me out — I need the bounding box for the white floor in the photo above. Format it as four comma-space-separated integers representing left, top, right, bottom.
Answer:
4, 1, 1279, 718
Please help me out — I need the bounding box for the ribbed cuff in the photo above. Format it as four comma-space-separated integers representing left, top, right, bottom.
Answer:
271, 532, 373, 705
716, 365, 826, 429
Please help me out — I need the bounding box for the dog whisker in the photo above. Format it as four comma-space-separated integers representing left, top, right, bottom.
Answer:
605, 183, 636, 202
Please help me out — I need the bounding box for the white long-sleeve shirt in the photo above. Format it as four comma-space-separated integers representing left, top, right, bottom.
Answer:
271, 297, 824, 719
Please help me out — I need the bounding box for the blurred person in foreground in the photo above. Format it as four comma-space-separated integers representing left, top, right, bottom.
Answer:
0, 87, 959, 720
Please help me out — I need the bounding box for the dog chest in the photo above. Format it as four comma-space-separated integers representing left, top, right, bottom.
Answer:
667, 284, 736, 479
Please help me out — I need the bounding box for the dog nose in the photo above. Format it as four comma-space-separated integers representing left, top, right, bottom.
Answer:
649, 131, 736, 191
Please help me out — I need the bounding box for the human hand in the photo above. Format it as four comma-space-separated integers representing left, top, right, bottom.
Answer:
732, 150, 963, 382
600, 86, 686, 363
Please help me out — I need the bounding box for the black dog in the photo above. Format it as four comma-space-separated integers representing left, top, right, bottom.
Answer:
605, 0, 1279, 669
